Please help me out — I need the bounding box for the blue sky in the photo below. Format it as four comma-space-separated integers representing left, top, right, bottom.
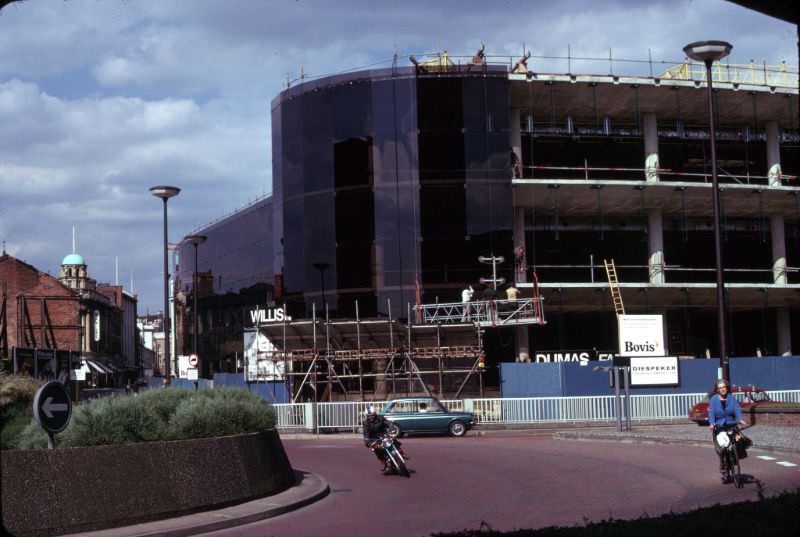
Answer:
0, 0, 795, 312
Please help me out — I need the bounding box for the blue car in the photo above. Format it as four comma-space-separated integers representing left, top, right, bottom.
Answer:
380, 397, 476, 437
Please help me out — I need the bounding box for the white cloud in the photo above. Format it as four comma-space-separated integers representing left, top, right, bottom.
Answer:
0, 0, 794, 311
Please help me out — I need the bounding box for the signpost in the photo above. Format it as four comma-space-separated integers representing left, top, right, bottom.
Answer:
33, 382, 72, 449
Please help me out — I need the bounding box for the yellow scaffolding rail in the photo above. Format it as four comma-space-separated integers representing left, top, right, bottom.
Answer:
660, 60, 798, 88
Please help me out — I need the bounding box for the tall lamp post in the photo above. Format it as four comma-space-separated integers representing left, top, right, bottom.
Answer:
150, 185, 181, 385
184, 234, 207, 373
683, 40, 733, 381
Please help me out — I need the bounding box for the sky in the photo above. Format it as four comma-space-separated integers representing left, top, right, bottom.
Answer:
0, 0, 795, 313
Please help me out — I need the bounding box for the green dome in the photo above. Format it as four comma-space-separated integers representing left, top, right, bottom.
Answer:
62, 253, 85, 265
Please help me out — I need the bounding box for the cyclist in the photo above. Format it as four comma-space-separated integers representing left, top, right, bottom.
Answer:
708, 379, 746, 478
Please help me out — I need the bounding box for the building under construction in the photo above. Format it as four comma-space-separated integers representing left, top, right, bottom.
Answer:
174, 49, 800, 400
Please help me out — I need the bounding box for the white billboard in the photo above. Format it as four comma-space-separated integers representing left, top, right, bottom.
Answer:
617, 314, 665, 357
177, 355, 192, 379
243, 330, 286, 381
630, 356, 680, 386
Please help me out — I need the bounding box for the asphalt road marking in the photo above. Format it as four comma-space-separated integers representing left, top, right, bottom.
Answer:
756, 455, 776, 460
776, 461, 797, 467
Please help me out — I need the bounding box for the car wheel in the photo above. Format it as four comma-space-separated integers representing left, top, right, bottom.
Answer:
448, 420, 467, 437
387, 423, 403, 438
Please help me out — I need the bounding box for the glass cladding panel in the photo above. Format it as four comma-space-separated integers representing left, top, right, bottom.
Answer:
282, 99, 304, 198
333, 81, 371, 139
303, 141, 333, 193
303, 90, 334, 144
305, 192, 337, 313
418, 132, 465, 182
418, 77, 465, 184
271, 106, 284, 277
335, 188, 375, 294
464, 133, 488, 180
372, 75, 419, 318
283, 198, 305, 294
334, 137, 372, 188
420, 184, 466, 239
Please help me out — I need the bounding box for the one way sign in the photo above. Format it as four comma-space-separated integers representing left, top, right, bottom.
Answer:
33, 381, 72, 435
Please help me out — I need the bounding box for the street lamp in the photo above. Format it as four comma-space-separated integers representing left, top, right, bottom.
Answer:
150, 185, 180, 385
683, 40, 733, 381
184, 234, 207, 373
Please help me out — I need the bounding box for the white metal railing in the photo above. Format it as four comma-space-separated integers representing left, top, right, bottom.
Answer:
274, 390, 800, 432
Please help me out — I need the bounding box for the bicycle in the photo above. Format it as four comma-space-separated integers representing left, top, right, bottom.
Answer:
715, 425, 747, 488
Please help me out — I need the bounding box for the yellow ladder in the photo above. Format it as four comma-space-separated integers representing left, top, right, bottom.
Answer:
604, 259, 625, 315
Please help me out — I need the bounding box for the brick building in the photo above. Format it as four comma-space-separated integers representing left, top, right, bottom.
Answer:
0, 251, 137, 381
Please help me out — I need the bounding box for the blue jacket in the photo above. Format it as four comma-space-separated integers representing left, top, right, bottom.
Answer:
708, 394, 742, 427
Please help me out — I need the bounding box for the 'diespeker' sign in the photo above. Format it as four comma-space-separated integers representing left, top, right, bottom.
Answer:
617, 314, 664, 357
630, 356, 679, 386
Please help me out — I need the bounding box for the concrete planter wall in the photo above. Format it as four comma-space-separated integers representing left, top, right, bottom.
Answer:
1, 429, 295, 537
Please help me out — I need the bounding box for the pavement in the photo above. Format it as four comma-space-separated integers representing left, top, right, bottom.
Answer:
69, 423, 799, 536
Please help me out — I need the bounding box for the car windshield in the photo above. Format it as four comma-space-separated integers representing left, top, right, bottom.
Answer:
750, 391, 772, 403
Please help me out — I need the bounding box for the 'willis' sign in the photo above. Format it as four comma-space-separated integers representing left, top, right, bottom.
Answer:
244, 306, 292, 327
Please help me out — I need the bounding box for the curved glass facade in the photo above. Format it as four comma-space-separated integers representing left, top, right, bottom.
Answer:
273, 65, 513, 319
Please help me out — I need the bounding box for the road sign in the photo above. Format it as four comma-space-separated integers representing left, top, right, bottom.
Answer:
188, 354, 199, 367
187, 368, 199, 381
33, 381, 72, 434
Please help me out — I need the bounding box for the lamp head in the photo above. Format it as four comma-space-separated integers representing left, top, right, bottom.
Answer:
149, 185, 181, 199
683, 40, 732, 63
185, 234, 207, 246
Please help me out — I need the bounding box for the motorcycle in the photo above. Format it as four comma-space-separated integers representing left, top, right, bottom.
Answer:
373, 432, 410, 478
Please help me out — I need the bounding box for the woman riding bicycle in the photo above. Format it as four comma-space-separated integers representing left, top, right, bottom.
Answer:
708, 379, 747, 477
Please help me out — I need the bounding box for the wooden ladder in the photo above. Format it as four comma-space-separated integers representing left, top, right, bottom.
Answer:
604, 259, 625, 315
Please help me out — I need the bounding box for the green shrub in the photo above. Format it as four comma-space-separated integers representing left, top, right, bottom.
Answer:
59, 395, 165, 447
14, 419, 50, 450
11, 387, 276, 449
0, 373, 40, 410
0, 373, 42, 450
168, 389, 276, 440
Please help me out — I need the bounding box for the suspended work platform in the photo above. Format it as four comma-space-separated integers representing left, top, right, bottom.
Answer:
417, 297, 546, 327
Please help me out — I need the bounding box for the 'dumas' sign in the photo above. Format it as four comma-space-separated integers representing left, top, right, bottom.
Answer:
534, 350, 616, 365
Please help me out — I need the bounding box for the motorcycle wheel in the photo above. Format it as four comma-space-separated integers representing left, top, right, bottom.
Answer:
396, 457, 410, 478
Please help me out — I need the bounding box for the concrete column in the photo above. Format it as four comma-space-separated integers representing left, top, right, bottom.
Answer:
776, 307, 792, 356
515, 325, 531, 363
771, 215, 787, 285
648, 208, 665, 284
510, 108, 522, 175
643, 112, 659, 182
766, 121, 781, 186
510, 108, 530, 363
513, 206, 530, 363
514, 207, 527, 284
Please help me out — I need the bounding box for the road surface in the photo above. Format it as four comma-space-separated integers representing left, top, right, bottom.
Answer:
202, 434, 800, 537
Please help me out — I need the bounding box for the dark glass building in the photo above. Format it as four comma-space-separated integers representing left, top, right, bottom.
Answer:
178, 58, 799, 378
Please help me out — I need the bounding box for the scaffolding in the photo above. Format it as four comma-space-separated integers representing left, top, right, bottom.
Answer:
249, 314, 487, 402
660, 60, 798, 89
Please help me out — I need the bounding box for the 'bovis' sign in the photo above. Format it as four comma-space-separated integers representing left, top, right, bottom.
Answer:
617, 314, 664, 357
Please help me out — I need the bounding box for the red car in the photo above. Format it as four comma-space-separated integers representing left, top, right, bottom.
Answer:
688, 385, 776, 425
